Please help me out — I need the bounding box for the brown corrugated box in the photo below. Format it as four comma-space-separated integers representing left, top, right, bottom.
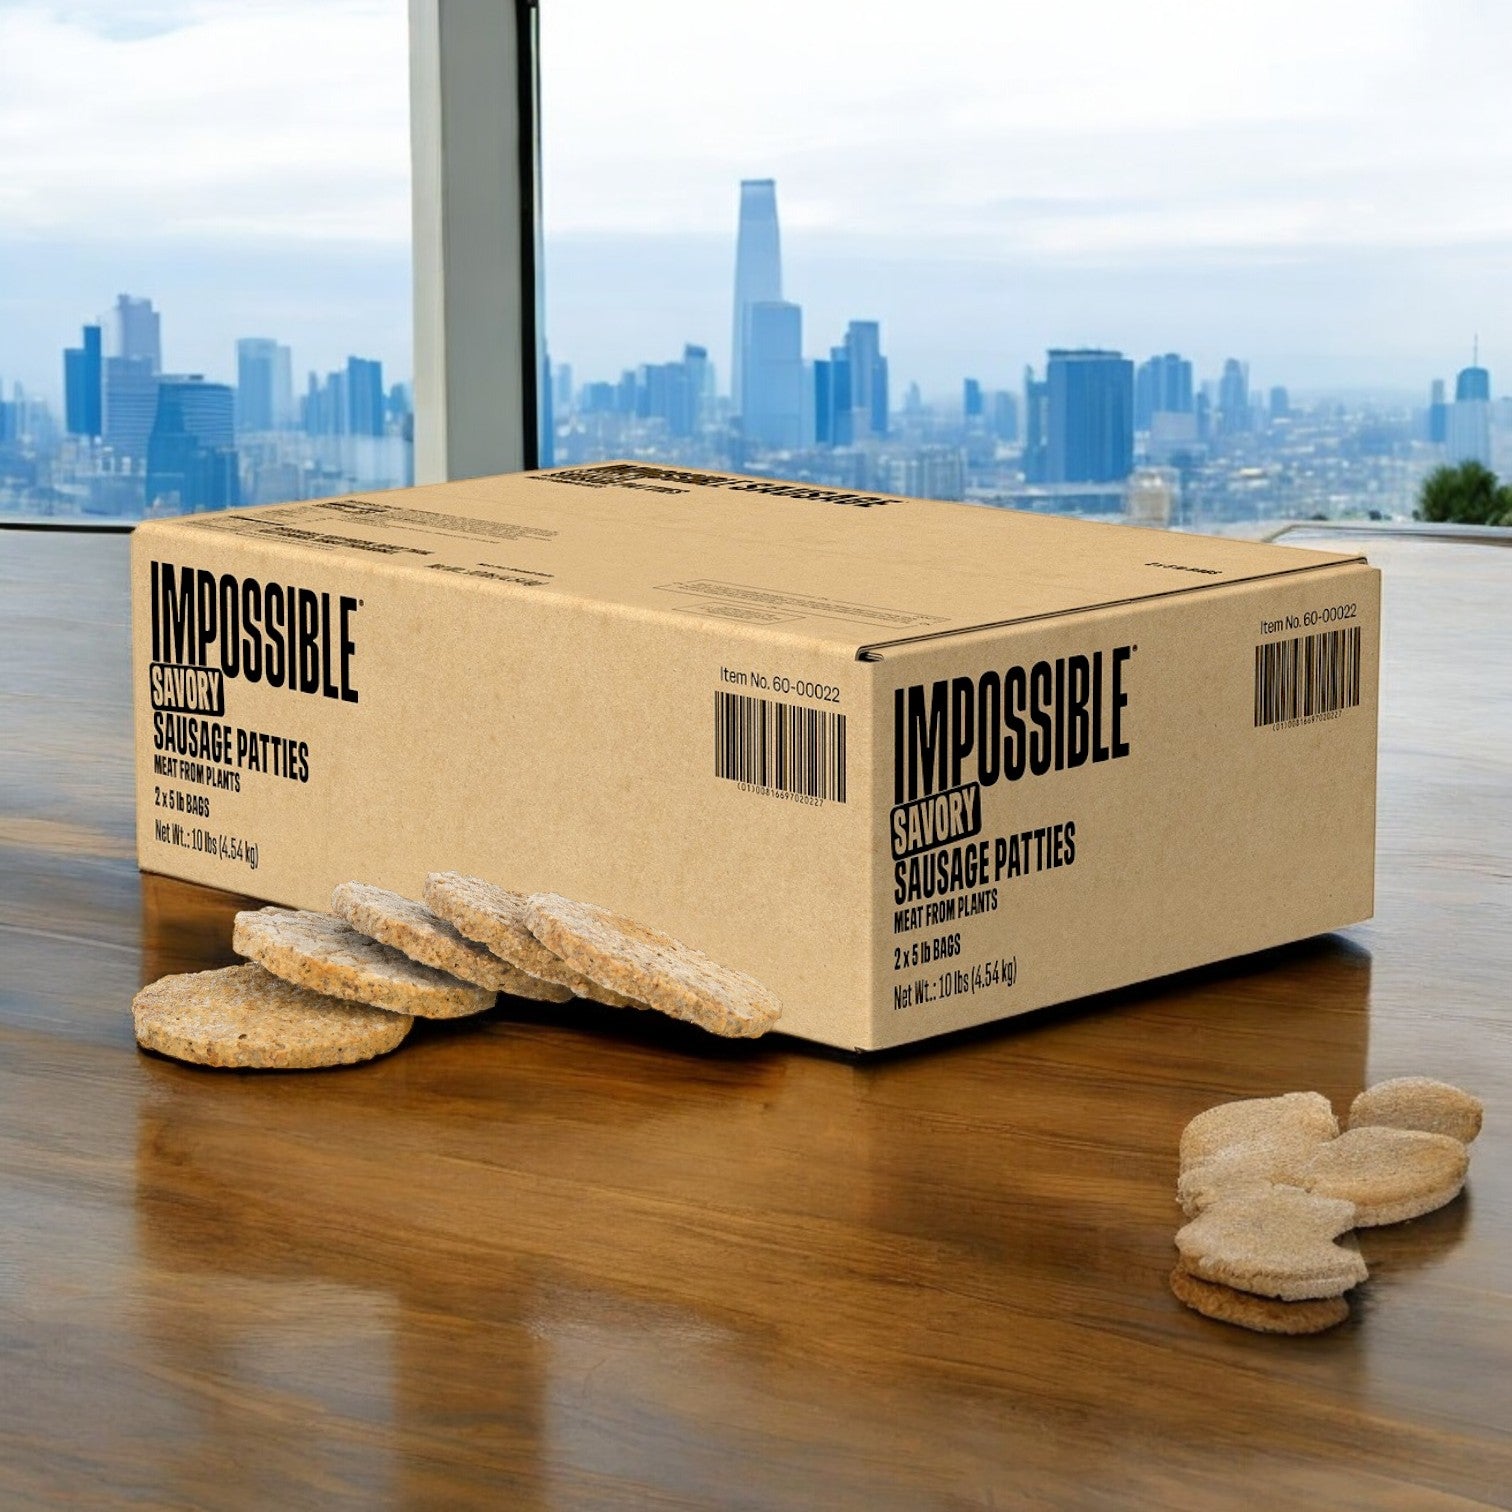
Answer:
131, 461, 1379, 1050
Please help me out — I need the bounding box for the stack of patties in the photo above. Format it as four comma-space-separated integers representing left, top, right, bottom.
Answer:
131, 875, 781, 1070
424, 873, 782, 1040
1170, 1082, 1482, 1334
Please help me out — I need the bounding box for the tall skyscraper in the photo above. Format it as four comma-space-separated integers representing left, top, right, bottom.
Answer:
553, 361, 574, 415
1445, 402, 1491, 466
236, 338, 293, 432
742, 301, 803, 449
64, 325, 103, 437
164, 375, 234, 448
303, 370, 339, 436
578, 382, 615, 415
1022, 366, 1049, 482
963, 378, 983, 418
346, 357, 385, 437
1455, 362, 1490, 402
1135, 353, 1193, 429
146, 376, 239, 512
103, 356, 159, 462
108, 294, 161, 372
1217, 358, 1250, 435
639, 359, 695, 437
98, 294, 163, 462
1447, 356, 1492, 465
813, 345, 853, 447
1428, 378, 1447, 444
272, 346, 294, 427
812, 358, 834, 445
1045, 349, 1134, 485
303, 366, 383, 440
731, 179, 782, 412
990, 389, 1019, 444
682, 344, 712, 433
843, 320, 889, 439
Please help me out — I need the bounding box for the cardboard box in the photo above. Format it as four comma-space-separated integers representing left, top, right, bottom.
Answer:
131, 462, 1380, 1050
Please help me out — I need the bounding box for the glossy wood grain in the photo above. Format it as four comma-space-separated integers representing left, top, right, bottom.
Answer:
2, 529, 1509, 1509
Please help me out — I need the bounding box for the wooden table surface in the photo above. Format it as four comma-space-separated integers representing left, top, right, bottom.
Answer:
2, 528, 1508, 1510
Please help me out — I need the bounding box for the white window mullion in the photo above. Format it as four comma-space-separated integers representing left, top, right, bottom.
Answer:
408, 0, 540, 484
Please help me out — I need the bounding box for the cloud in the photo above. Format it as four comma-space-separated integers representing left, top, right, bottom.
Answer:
2, 0, 1509, 397
0, 0, 410, 243
537, 0, 1512, 388
540, 0, 1512, 249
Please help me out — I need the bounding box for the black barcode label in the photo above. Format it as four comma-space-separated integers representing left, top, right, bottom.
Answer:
1254, 627, 1362, 728
714, 691, 847, 801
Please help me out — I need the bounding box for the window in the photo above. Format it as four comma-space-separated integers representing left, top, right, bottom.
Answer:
540, 0, 1512, 528
0, 1, 412, 523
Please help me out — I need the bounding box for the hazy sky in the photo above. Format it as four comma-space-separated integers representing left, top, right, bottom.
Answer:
0, 0, 412, 399
2, 0, 1509, 404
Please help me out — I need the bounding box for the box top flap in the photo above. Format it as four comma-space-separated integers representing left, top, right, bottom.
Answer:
145, 462, 1366, 656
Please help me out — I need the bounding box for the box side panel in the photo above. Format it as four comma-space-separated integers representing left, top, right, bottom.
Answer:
870, 562, 1380, 1050
132, 532, 875, 1047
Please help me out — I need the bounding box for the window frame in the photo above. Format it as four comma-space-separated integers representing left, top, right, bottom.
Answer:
408, 0, 542, 484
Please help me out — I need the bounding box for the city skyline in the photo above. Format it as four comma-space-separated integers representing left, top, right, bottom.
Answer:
538, 191, 1491, 531
3, 203, 1502, 524
556, 180, 1494, 446
0, 284, 414, 518
10, 240, 1495, 424
3, 217, 1496, 413
539, 171, 1504, 527
6, 161, 1501, 439
4, 1, 1512, 398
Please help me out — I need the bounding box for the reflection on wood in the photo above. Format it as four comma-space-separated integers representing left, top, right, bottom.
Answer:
2, 532, 1509, 1507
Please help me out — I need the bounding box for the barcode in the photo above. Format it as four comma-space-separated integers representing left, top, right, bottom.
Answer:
1254, 627, 1362, 727
714, 690, 847, 801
